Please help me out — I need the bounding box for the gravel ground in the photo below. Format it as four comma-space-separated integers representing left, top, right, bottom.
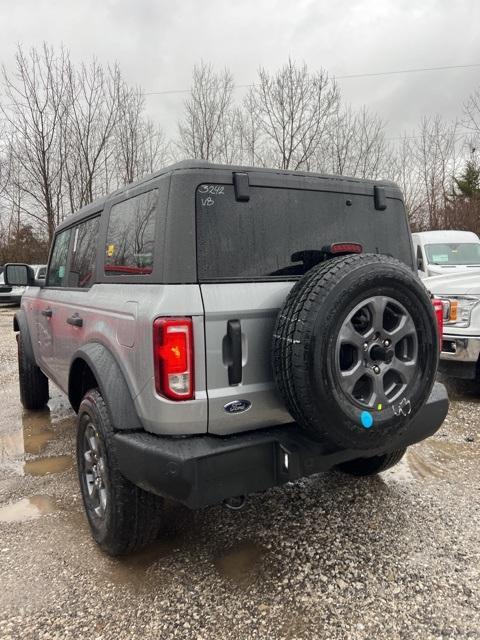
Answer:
0, 305, 479, 640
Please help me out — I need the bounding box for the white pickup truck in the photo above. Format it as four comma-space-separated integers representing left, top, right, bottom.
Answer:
425, 270, 480, 380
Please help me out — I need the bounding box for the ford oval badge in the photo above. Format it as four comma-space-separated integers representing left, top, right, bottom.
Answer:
224, 399, 252, 414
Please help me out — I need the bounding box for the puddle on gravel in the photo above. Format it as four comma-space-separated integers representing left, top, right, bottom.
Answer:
214, 541, 265, 586
0, 495, 57, 523
103, 538, 178, 588
386, 436, 480, 482
0, 391, 76, 477
23, 455, 74, 476
407, 438, 479, 479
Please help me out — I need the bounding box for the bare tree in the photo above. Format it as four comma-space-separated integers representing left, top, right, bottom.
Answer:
388, 134, 425, 227
64, 59, 122, 210
463, 86, 480, 141
413, 115, 459, 229
319, 105, 391, 179
115, 85, 169, 184
1, 44, 69, 241
245, 59, 339, 170
177, 62, 235, 161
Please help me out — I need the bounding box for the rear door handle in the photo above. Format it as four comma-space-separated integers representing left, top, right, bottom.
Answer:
41, 308, 52, 318
227, 319, 242, 385
67, 314, 83, 328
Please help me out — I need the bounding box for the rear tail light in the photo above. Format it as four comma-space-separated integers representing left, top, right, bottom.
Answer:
153, 318, 194, 400
432, 298, 444, 347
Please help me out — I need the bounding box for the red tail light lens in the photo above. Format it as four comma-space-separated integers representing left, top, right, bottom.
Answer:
432, 298, 444, 347
153, 318, 194, 400
329, 242, 363, 255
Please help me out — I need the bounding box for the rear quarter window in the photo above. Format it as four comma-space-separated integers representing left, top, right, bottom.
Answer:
69, 216, 100, 288
105, 190, 157, 276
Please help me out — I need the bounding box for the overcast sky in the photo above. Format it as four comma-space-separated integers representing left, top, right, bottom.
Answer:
1, 0, 480, 141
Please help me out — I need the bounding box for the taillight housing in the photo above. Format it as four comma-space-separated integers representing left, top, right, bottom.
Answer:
153, 318, 194, 400
432, 298, 444, 347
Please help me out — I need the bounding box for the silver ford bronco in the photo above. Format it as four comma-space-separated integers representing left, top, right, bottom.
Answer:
5, 161, 448, 555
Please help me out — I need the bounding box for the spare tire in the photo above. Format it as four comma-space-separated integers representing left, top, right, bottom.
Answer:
272, 254, 439, 450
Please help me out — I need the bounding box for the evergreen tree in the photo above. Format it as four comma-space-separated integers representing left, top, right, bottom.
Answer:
455, 160, 480, 199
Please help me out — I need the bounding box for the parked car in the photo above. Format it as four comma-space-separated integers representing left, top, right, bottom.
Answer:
0, 264, 46, 304
412, 230, 480, 278
425, 270, 480, 380
5, 160, 448, 556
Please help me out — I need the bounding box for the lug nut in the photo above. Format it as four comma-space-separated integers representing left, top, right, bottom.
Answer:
383, 339, 391, 347
373, 365, 380, 374
363, 342, 368, 351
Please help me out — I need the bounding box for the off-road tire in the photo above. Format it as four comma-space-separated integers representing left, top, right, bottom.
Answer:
272, 254, 439, 450
17, 331, 49, 410
336, 448, 406, 476
77, 389, 164, 556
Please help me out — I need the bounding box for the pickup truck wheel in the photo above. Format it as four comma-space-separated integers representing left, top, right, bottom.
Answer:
336, 448, 406, 476
17, 332, 49, 410
77, 389, 164, 556
273, 254, 439, 450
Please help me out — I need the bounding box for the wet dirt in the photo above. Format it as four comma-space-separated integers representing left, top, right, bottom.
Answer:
0, 495, 57, 523
214, 540, 266, 586
102, 538, 179, 589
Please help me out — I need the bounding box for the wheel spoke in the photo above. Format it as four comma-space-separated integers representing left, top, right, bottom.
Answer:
338, 320, 366, 349
368, 296, 388, 332
387, 314, 416, 344
87, 433, 99, 454
83, 450, 94, 471
99, 487, 107, 513
90, 481, 99, 504
391, 357, 416, 384
340, 361, 365, 394
371, 373, 388, 407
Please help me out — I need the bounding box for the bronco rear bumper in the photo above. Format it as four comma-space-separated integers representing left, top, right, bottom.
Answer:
114, 382, 448, 509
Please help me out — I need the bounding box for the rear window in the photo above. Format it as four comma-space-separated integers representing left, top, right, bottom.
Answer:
196, 185, 412, 281
105, 190, 157, 275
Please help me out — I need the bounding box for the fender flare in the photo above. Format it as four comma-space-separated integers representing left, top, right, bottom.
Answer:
13, 310, 35, 363
69, 342, 143, 431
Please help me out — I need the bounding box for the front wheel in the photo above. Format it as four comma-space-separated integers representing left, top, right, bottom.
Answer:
77, 389, 164, 556
336, 448, 406, 476
17, 331, 49, 410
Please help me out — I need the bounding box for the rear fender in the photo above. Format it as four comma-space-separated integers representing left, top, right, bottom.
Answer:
69, 342, 143, 431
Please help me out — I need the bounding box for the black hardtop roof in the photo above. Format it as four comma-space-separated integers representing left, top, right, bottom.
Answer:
56, 159, 400, 232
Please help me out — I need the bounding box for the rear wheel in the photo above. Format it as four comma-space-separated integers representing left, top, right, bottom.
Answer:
17, 332, 49, 411
337, 448, 406, 476
77, 389, 164, 556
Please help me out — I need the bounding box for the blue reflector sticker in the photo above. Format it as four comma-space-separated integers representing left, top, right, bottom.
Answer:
360, 411, 373, 429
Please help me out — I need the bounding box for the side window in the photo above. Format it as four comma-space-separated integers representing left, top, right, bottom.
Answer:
69, 216, 100, 288
37, 266, 46, 279
46, 229, 72, 287
105, 190, 157, 275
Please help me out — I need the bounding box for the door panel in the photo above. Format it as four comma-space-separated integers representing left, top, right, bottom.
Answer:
35, 227, 73, 380
201, 282, 295, 435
